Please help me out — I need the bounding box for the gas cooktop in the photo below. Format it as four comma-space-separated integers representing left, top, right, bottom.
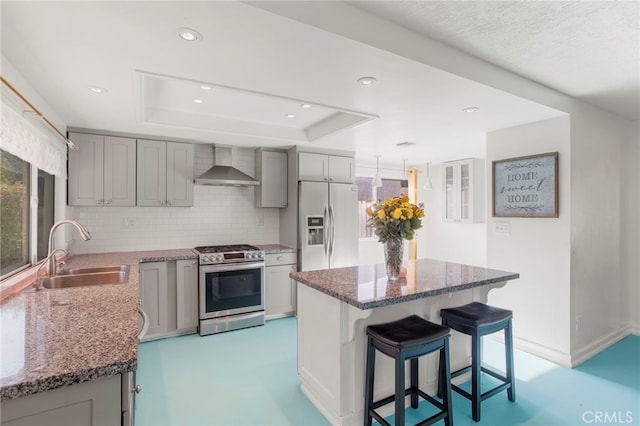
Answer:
194, 244, 260, 254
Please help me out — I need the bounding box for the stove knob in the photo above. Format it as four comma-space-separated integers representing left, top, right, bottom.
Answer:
257, 252, 264, 259
247, 253, 254, 259
203, 256, 210, 263
216, 255, 224, 262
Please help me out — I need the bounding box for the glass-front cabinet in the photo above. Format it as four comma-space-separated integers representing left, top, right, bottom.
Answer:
443, 158, 485, 223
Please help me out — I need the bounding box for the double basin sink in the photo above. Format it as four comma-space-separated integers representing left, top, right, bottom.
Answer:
38, 265, 130, 290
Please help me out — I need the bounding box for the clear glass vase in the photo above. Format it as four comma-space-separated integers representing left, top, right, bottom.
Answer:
384, 238, 403, 281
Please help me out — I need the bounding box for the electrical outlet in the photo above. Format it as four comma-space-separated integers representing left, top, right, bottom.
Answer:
494, 222, 511, 235
257, 215, 264, 226
123, 218, 137, 229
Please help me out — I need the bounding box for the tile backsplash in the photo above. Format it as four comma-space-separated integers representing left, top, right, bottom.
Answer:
67, 145, 280, 253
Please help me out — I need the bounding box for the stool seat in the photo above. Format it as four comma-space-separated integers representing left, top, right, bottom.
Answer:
367, 315, 450, 351
365, 315, 453, 426
440, 302, 512, 327
439, 302, 515, 422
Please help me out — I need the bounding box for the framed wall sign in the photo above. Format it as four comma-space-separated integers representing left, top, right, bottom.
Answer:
492, 152, 559, 218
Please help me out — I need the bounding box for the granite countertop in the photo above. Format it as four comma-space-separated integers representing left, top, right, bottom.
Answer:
290, 258, 520, 310
257, 244, 296, 254
0, 249, 197, 400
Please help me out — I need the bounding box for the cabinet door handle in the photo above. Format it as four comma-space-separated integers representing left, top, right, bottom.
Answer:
167, 201, 172, 206
105, 200, 112, 205
277, 256, 284, 261
132, 384, 142, 394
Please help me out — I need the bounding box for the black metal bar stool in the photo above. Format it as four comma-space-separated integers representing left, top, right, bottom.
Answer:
439, 302, 515, 422
364, 315, 453, 426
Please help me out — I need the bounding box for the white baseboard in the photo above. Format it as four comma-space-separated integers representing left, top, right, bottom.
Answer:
627, 322, 640, 336
570, 327, 631, 367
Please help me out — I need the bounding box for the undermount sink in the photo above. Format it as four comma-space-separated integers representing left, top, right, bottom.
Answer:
39, 265, 130, 290
59, 265, 129, 275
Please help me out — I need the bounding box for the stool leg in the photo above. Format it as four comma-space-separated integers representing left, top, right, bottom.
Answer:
471, 332, 481, 422
505, 320, 516, 402
364, 337, 375, 426
441, 339, 454, 426
410, 358, 418, 409
395, 353, 405, 426
437, 318, 449, 399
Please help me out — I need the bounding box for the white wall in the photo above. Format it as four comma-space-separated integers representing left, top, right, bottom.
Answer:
568, 109, 638, 364
66, 145, 279, 253
633, 122, 640, 334
486, 116, 572, 365
416, 163, 487, 267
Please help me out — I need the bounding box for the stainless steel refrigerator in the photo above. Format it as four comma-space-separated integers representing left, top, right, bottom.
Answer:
298, 181, 359, 271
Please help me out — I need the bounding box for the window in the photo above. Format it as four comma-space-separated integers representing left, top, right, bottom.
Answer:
356, 177, 407, 238
0, 149, 55, 279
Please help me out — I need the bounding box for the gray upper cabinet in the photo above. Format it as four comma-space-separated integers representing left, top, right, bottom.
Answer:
298, 152, 354, 183
255, 149, 287, 208
68, 132, 136, 206
137, 140, 194, 207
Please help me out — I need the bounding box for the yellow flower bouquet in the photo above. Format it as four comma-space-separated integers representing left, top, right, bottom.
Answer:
366, 196, 424, 243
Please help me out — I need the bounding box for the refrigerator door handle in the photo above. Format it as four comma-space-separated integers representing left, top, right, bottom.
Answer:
329, 203, 335, 257
323, 205, 329, 257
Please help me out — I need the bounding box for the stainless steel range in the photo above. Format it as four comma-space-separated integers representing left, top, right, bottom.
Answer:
194, 244, 265, 336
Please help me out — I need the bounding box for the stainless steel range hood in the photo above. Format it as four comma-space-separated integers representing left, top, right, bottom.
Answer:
195, 146, 259, 186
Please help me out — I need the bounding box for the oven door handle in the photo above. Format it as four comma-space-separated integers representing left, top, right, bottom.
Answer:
200, 262, 265, 273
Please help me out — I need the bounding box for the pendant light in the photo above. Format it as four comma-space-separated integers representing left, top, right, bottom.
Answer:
400, 159, 408, 188
372, 155, 382, 188
423, 162, 433, 190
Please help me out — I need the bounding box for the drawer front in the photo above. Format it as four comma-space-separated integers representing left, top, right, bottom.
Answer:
265, 252, 297, 266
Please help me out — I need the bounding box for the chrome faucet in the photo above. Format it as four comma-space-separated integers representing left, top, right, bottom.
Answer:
46, 220, 91, 275
33, 248, 68, 290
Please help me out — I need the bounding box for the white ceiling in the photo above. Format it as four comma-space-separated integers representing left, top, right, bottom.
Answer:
2, 1, 634, 168
349, 0, 640, 122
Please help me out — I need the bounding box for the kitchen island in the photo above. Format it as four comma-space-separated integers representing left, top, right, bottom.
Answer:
290, 258, 519, 426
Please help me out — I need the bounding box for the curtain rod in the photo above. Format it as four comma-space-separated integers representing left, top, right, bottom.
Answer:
1, 76, 78, 150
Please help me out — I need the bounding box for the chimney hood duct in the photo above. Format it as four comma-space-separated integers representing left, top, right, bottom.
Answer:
195, 146, 259, 186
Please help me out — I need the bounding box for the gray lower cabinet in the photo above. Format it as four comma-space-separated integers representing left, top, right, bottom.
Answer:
139, 259, 198, 341
265, 252, 297, 319
68, 132, 136, 206
1, 375, 121, 426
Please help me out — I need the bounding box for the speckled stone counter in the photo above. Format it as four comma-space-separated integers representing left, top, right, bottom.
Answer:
290, 258, 519, 310
0, 249, 197, 401
257, 244, 296, 254
291, 258, 519, 426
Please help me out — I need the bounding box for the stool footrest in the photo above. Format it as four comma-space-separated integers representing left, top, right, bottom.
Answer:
451, 364, 508, 383
452, 381, 512, 402
371, 388, 449, 426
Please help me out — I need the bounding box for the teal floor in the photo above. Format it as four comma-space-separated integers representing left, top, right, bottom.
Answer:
136, 317, 640, 426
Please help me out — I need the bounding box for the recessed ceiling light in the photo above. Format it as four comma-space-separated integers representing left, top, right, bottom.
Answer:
89, 86, 106, 93
201, 85, 212, 91
286, 114, 296, 118
193, 99, 204, 104
177, 27, 202, 42
463, 107, 479, 113
300, 103, 311, 109
357, 76, 377, 86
